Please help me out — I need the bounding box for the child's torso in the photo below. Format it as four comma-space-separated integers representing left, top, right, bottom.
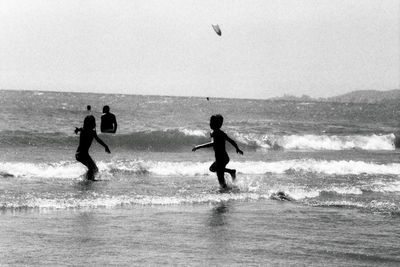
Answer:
211, 130, 228, 159
76, 129, 95, 153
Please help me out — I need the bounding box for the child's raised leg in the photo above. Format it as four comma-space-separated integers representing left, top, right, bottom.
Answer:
226, 168, 236, 180
211, 164, 236, 180
210, 162, 229, 188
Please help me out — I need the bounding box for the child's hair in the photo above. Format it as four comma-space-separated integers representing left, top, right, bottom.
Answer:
210, 114, 223, 129
83, 115, 96, 129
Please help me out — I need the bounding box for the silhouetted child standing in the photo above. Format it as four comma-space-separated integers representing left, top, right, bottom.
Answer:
75, 115, 110, 180
192, 114, 243, 188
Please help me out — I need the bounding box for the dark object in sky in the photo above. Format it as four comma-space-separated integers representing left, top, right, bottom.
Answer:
212, 24, 221, 36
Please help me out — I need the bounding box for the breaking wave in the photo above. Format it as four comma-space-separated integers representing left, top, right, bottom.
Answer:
2, 158, 400, 213
2, 159, 400, 179
234, 133, 395, 151
0, 129, 395, 151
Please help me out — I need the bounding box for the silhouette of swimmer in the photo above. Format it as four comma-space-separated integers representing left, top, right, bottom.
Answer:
75, 115, 110, 180
86, 105, 92, 115
192, 114, 243, 188
100, 105, 117, 133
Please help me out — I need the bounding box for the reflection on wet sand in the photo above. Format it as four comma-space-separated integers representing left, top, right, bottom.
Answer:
206, 201, 234, 257
208, 202, 230, 227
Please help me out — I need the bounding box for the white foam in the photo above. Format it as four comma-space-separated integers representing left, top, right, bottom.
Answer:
2, 159, 400, 179
2, 192, 270, 210
178, 128, 207, 137
0, 161, 84, 179
281, 134, 395, 151
369, 180, 400, 193
2, 184, 369, 210
234, 178, 363, 200
234, 132, 395, 151
233, 132, 271, 149
265, 186, 361, 200
107, 159, 390, 177
326, 186, 363, 195
233, 159, 400, 176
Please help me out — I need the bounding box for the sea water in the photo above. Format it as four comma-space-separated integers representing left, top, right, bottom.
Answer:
0, 90, 399, 266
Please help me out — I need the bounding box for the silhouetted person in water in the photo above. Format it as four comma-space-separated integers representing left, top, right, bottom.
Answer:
100, 105, 117, 133
86, 105, 91, 114
192, 114, 243, 188
75, 115, 110, 180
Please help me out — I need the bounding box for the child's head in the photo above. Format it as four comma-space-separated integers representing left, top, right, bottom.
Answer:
83, 115, 96, 130
210, 114, 223, 130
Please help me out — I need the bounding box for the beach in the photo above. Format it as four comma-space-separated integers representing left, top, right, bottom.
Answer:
1, 90, 400, 266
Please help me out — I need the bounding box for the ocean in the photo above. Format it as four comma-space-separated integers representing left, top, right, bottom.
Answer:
0, 90, 399, 266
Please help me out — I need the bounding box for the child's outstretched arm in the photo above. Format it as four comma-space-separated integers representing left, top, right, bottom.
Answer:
192, 141, 213, 152
226, 135, 244, 155
94, 132, 111, 153
74, 127, 82, 134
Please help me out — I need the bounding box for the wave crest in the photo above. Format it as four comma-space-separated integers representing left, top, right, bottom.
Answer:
0, 130, 395, 151
234, 133, 395, 151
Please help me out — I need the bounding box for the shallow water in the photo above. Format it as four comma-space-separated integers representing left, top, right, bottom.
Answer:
1, 201, 399, 266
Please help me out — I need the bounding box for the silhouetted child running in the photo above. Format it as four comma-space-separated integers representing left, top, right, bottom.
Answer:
192, 114, 243, 189
75, 115, 111, 180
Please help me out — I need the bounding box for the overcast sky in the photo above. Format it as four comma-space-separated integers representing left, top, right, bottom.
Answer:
0, 0, 399, 99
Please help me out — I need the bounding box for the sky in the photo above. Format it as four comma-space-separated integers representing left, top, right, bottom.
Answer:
0, 0, 399, 99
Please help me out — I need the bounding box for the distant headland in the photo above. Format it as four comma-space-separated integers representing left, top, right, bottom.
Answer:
270, 89, 400, 104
